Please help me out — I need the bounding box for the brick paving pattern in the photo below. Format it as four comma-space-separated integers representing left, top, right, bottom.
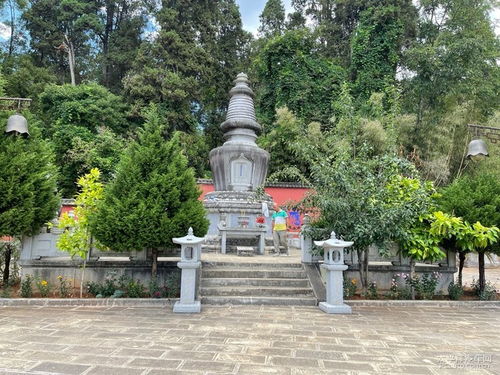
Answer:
0, 304, 498, 374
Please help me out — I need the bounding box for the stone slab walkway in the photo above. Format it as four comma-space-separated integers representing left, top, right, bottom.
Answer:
0, 305, 498, 375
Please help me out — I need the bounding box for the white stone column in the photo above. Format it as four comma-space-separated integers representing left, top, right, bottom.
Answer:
175, 260, 201, 313
301, 215, 314, 263
315, 232, 353, 314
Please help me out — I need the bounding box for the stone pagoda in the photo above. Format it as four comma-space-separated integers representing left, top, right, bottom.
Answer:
204, 73, 274, 254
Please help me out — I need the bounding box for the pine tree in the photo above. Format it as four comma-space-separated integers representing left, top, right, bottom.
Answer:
90, 105, 208, 278
0, 112, 59, 283
123, 0, 212, 131
258, 0, 286, 38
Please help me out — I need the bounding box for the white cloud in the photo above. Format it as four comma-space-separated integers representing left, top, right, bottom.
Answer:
0, 22, 11, 40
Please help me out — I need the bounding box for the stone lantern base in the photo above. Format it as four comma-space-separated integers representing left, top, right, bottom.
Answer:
173, 301, 201, 314
319, 302, 352, 314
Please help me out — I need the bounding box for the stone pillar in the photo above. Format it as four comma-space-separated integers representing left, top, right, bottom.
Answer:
314, 232, 354, 314
172, 228, 204, 313
301, 215, 314, 263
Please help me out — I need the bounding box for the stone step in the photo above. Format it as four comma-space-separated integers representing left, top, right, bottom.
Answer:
201, 296, 317, 306
201, 286, 314, 297
202, 261, 302, 269
201, 277, 310, 288
202, 269, 307, 279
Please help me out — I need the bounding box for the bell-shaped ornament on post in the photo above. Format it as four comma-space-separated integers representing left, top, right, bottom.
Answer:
5, 114, 29, 137
466, 139, 488, 161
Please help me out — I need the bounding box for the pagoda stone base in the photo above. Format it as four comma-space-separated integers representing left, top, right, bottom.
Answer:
203, 191, 275, 251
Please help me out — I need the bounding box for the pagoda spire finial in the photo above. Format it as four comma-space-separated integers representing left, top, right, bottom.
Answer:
220, 73, 261, 142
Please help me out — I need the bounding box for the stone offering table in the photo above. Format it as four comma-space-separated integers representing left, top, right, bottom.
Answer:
218, 225, 266, 255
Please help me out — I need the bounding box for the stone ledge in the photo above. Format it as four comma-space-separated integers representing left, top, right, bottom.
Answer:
1, 298, 498, 308
0, 298, 178, 307
347, 300, 500, 307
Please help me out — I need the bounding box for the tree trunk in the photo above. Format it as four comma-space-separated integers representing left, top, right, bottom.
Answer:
101, 1, 115, 87
410, 258, 416, 300
478, 252, 485, 294
357, 248, 368, 295
458, 251, 466, 287
80, 259, 86, 298
64, 34, 76, 86
2, 243, 12, 284
151, 249, 158, 279
363, 248, 369, 294
8, 0, 15, 57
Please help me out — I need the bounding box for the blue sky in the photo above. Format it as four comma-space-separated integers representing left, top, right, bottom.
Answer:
236, 0, 292, 35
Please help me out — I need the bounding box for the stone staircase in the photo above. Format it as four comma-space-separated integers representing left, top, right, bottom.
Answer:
200, 261, 317, 306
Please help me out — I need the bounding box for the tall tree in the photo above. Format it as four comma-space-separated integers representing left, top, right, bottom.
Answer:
200, 0, 250, 152
1, 0, 27, 58
0, 112, 59, 282
404, 0, 499, 119
439, 173, 500, 294
90, 105, 208, 278
255, 28, 345, 127
23, 0, 101, 84
350, 0, 417, 100
123, 0, 211, 131
94, 0, 149, 91
124, 0, 248, 153
38, 83, 130, 195
289, 0, 366, 62
399, 0, 499, 183
259, 0, 286, 38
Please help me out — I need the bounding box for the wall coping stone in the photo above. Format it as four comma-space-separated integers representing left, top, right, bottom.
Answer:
0, 298, 498, 307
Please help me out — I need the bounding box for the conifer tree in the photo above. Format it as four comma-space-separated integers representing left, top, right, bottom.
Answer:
259, 0, 286, 38
90, 105, 208, 278
0, 112, 59, 283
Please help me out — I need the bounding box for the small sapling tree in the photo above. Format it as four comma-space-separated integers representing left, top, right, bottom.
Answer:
57, 168, 105, 297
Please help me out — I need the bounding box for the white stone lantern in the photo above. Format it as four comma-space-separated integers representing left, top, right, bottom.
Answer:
172, 228, 204, 313
314, 231, 354, 314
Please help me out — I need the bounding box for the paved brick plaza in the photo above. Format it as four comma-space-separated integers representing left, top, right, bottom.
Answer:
0, 304, 498, 375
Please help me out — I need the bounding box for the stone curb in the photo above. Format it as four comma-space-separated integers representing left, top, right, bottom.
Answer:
0, 298, 177, 307
347, 300, 500, 307
0, 298, 498, 307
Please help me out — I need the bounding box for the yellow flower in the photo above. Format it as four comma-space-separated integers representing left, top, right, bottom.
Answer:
57, 275, 63, 280
41, 280, 48, 286
351, 279, 357, 284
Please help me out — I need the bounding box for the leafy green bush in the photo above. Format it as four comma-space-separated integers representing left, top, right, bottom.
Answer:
366, 281, 378, 299
388, 276, 412, 299
36, 279, 50, 297
343, 278, 357, 298
1, 286, 11, 298
471, 279, 497, 301
162, 272, 181, 298
149, 277, 161, 298
126, 280, 145, 298
20, 275, 33, 298
57, 276, 71, 298
447, 281, 464, 300
404, 272, 440, 300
